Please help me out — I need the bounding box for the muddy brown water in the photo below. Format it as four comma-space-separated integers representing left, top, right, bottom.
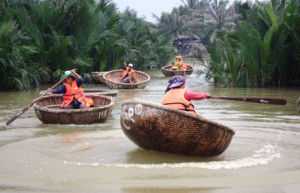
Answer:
0, 69, 299, 193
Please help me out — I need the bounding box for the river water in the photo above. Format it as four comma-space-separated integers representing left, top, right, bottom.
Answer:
0, 68, 300, 193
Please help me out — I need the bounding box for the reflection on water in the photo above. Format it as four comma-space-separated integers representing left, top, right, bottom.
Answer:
0, 69, 300, 193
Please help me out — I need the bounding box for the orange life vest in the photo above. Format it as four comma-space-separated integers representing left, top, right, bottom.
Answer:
180, 63, 187, 70
62, 80, 94, 108
120, 68, 137, 80
161, 88, 196, 114
174, 60, 183, 68
173, 59, 178, 66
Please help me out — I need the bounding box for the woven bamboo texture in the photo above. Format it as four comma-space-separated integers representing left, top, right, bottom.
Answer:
39, 88, 118, 100
103, 70, 150, 89
161, 65, 193, 76
120, 99, 235, 156
91, 72, 106, 84
33, 95, 114, 124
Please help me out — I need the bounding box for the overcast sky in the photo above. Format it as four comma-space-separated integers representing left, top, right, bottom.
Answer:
112, 0, 252, 23
112, 0, 183, 22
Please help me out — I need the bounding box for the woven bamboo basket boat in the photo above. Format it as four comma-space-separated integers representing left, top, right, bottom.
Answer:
33, 95, 114, 124
40, 88, 118, 100
91, 72, 106, 84
161, 65, 193, 76
103, 70, 150, 89
120, 99, 235, 156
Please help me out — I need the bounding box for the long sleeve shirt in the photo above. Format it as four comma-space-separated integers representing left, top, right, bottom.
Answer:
184, 90, 208, 101
53, 78, 84, 108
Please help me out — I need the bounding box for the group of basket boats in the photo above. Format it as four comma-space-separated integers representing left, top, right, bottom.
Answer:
33, 64, 235, 156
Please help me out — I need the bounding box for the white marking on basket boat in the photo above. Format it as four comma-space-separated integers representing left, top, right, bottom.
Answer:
122, 104, 143, 130
135, 104, 143, 115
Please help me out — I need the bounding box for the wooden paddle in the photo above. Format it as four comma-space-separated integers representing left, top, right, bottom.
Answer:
210, 96, 287, 105
6, 72, 73, 125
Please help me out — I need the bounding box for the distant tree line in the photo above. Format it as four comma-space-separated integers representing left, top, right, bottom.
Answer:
154, 0, 240, 45
1, 0, 299, 90
0, 0, 175, 90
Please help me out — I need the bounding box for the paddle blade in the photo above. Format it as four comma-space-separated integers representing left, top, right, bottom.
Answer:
246, 98, 287, 105
210, 96, 287, 105
6, 105, 32, 125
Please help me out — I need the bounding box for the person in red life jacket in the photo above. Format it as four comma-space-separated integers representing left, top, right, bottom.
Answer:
161, 75, 211, 114
120, 63, 137, 83
47, 69, 93, 109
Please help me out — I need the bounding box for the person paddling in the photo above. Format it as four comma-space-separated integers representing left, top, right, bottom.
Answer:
120, 63, 137, 83
48, 69, 93, 109
161, 75, 211, 114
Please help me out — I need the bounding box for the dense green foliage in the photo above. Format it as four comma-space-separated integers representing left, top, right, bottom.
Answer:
1, 0, 299, 90
201, 0, 300, 87
0, 0, 175, 90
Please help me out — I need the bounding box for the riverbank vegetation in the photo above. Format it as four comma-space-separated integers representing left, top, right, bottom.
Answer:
1, 0, 299, 90
0, 0, 175, 90
201, 0, 300, 87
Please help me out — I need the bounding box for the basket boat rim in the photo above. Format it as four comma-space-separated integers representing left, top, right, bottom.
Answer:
121, 99, 235, 135
39, 89, 118, 96
161, 65, 193, 72
103, 69, 151, 86
33, 94, 115, 113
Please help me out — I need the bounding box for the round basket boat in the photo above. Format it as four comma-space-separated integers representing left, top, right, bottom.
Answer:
91, 72, 106, 84
161, 65, 193, 76
120, 99, 235, 156
33, 95, 114, 124
103, 70, 150, 89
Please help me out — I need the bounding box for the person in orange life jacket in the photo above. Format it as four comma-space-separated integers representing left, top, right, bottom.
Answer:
176, 56, 185, 69
172, 55, 183, 70
120, 63, 137, 83
180, 62, 187, 70
161, 75, 211, 114
48, 69, 92, 109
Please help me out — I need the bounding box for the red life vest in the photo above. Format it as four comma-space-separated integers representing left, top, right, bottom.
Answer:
120, 68, 137, 80
61, 80, 93, 108
161, 88, 196, 114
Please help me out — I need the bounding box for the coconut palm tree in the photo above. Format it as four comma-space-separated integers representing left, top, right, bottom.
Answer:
203, 0, 300, 87
205, 0, 239, 43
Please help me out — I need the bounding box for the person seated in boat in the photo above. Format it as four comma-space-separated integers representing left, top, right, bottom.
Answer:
161, 75, 211, 114
172, 55, 183, 70
180, 62, 187, 71
120, 63, 137, 83
48, 69, 94, 109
